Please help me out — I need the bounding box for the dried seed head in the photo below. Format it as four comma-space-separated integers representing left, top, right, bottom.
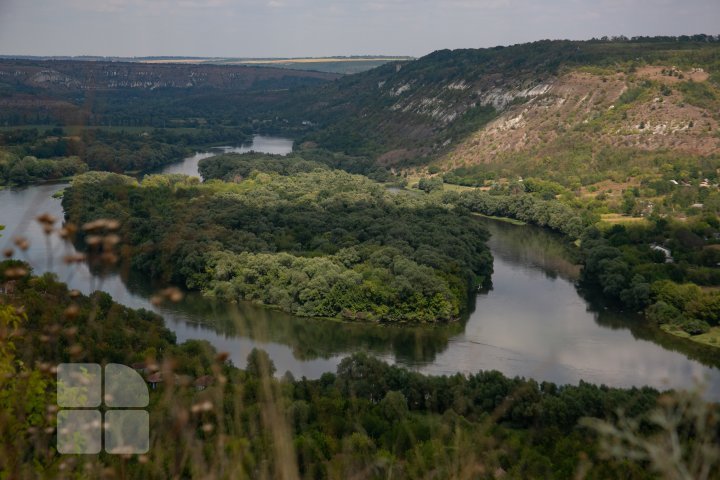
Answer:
68, 344, 83, 356
81, 220, 104, 232
13, 237, 29, 251
3, 248, 13, 258
64, 326, 79, 337
69, 289, 81, 298
63, 253, 86, 265
3, 267, 28, 280
59, 223, 78, 239
100, 252, 119, 265
36, 213, 57, 225
64, 304, 80, 320
42, 224, 54, 235
215, 352, 230, 363
85, 235, 102, 247
105, 219, 121, 230
103, 234, 121, 248
159, 287, 183, 303
82, 218, 120, 232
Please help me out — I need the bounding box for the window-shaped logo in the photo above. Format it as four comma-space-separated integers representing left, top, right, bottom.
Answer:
57, 363, 149, 454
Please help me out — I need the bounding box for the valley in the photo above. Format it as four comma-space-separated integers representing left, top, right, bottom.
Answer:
1, 34, 720, 479
3, 144, 718, 395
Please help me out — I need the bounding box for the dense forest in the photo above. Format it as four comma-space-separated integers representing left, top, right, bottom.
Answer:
0, 58, 337, 127
0, 126, 253, 186
61, 164, 492, 323
198, 148, 396, 183
3, 264, 717, 479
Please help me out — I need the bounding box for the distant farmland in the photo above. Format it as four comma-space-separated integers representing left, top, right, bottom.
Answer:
137, 56, 413, 74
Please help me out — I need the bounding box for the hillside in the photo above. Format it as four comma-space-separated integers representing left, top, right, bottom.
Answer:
286, 37, 720, 166
0, 59, 339, 126
440, 66, 719, 180
0, 58, 339, 91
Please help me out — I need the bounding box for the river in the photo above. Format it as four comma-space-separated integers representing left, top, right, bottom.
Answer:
1, 135, 719, 397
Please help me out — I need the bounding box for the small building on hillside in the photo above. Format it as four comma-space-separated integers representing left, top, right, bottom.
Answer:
194, 375, 214, 391
147, 372, 163, 389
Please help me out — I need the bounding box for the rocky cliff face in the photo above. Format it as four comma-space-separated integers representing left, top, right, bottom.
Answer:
441, 66, 719, 171
381, 75, 552, 125
288, 40, 719, 167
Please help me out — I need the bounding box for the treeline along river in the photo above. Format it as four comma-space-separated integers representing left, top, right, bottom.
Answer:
1, 135, 719, 397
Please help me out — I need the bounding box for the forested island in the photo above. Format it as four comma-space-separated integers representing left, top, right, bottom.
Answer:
61, 157, 492, 323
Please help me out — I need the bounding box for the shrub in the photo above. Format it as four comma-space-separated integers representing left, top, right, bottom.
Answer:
680, 318, 710, 336
645, 301, 681, 325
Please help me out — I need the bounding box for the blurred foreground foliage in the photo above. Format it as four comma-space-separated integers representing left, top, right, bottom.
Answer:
1, 263, 717, 479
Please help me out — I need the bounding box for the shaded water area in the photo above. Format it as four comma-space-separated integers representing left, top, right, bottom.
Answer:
1, 135, 719, 397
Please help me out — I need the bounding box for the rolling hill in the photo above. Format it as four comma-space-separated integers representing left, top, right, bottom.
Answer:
285, 37, 720, 171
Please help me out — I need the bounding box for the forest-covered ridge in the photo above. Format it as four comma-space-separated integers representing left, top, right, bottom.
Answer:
275, 36, 720, 164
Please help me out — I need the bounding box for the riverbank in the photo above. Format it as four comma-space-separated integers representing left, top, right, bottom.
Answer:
452, 188, 720, 354
3, 143, 720, 395
661, 324, 720, 349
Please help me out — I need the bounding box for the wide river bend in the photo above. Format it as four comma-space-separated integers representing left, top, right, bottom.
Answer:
1, 135, 718, 397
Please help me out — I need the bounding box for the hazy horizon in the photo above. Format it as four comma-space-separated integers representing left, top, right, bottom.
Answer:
0, 0, 718, 58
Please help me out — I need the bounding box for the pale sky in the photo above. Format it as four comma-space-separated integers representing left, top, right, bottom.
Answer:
0, 0, 718, 58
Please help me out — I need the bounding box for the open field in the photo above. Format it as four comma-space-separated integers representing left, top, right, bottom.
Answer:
138, 57, 411, 65
599, 213, 651, 226
136, 56, 414, 74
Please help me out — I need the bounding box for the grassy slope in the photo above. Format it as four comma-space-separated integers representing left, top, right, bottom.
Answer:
278, 39, 720, 166
439, 66, 720, 183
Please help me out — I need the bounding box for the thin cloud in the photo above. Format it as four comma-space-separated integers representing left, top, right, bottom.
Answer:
0, 0, 717, 57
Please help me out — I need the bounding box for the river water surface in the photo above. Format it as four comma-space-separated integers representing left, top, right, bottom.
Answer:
1, 135, 719, 397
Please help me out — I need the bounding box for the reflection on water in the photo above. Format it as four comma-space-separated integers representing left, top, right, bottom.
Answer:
1, 138, 720, 397
159, 135, 295, 178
